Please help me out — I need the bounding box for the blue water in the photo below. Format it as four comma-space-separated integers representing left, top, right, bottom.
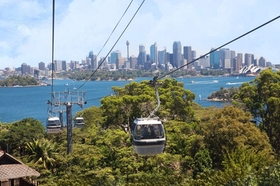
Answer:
0, 76, 255, 124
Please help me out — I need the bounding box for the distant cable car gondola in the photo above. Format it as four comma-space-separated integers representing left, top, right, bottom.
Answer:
74, 117, 85, 128
46, 116, 62, 133
131, 76, 166, 156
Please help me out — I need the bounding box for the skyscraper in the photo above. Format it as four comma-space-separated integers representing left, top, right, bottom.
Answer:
62, 60, 67, 71
88, 51, 97, 69
210, 49, 220, 69
183, 46, 192, 69
38, 62, 45, 70
111, 50, 121, 64
172, 41, 182, 68
54, 60, 62, 72
219, 48, 231, 69
158, 49, 166, 65
126, 40, 130, 61
21, 63, 31, 75
150, 42, 158, 65
137, 45, 146, 67
245, 53, 254, 66
258, 57, 266, 67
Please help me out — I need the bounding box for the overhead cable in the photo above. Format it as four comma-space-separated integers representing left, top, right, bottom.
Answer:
77, 0, 145, 90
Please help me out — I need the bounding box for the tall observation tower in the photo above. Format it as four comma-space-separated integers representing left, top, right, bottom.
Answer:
126, 40, 130, 61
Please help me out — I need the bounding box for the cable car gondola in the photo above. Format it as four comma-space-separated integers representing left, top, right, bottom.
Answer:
74, 117, 85, 128
131, 117, 165, 156
131, 76, 166, 156
46, 116, 62, 133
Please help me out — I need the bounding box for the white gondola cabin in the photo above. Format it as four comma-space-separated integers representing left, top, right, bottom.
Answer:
131, 117, 166, 156
46, 116, 62, 133
74, 117, 85, 128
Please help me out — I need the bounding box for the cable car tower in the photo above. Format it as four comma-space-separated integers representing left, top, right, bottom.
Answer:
47, 90, 86, 154
46, 0, 86, 154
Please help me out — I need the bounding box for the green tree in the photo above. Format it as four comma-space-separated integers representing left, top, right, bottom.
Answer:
193, 149, 212, 178
257, 163, 280, 185
202, 106, 274, 168
209, 146, 270, 186
100, 78, 196, 128
233, 68, 280, 152
0, 118, 45, 155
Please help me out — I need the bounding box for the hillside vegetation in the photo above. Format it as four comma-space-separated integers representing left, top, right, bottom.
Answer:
0, 75, 38, 87
0, 68, 279, 185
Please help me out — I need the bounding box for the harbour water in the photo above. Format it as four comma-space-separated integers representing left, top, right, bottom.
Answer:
0, 76, 255, 125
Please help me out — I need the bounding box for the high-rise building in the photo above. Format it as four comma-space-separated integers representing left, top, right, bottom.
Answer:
183, 46, 192, 69
150, 43, 158, 65
38, 62, 45, 70
244, 53, 254, 66
88, 51, 97, 69
210, 49, 220, 69
219, 48, 231, 69
137, 45, 146, 67
237, 53, 243, 65
191, 50, 197, 68
116, 57, 125, 69
54, 60, 62, 72
130, 56, 137, 69
259, 57, 266, 67
126, 40, 130, 61
234, 53, 243, 71
172, 41, 182, 68
158, 49, 166, 65
62, 60, 67, 71
110, 50, 121, 64
200, 56, 210, 68
21, 63, 31, 75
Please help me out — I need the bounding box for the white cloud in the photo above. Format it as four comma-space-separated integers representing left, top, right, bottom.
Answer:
0, 0, 280, 69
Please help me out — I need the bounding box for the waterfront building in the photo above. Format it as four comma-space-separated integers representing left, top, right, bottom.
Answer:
172, 41, 182, 68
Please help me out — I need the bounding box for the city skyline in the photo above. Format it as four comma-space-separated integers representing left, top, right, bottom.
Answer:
0, 0, 280, 69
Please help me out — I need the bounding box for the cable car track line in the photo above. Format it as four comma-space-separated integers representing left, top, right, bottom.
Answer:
77, 0, 146, 90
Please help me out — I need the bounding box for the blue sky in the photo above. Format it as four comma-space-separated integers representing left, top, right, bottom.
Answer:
0, 0, 280, 69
